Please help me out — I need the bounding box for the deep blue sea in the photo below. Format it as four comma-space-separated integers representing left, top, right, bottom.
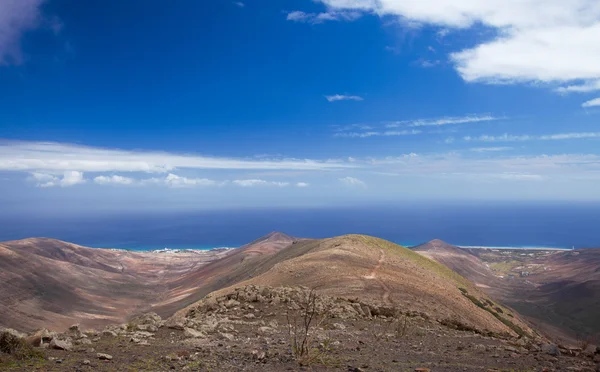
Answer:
1, 202, 599, 250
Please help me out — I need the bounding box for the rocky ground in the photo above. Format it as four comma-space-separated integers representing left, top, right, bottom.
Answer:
2, 285, 600, 372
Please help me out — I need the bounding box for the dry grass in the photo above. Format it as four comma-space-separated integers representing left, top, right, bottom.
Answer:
0, 331, 43, 361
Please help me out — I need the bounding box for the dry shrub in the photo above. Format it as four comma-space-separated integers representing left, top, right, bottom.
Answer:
286, 289, 330, 365
0, 331, 43, 361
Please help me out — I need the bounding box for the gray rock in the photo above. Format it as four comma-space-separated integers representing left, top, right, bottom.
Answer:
50, 338, 72, 351
136, 324, 158, 332
77, 338, 92, 345
258, 326, 275, 334
541, 344, 561, 356
69, 324, 80, 332
82, 360, 90, 365
132, 331, 153, 338
332, 323, 346, 330
183, 328, 205, 338
474, 344, 487, 353
165, 317, 186, 330
219, 332, 235, 341
102, 330, 118, 337
97, 353, 113, 360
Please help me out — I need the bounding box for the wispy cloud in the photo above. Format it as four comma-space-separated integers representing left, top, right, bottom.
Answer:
286, 10, 361, 24
334, 130, 421, 138
555, 80, 600, 94
0, 0, 46, 65
360, 152, 600, 181
162, 174, 218, 188
233, 1, 244, 7
296, 182, 309, 187
233, 179, 289, 187
339, 176, 366, 187
0, 141, 352, 175
31, 171, 85, 188
465, 132, 600, 142
387, 114, 499, 128
493, 173, 544, 181
325, 94, 364, 102
94, 175, 135, 185
582, 98, 600, 108
470, 147, 513, 152
419, 59, 440, 68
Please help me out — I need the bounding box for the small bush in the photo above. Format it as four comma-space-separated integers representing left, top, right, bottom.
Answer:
440, 318, 479, 333
286, 289, 331, 366
0, 331, 43, 361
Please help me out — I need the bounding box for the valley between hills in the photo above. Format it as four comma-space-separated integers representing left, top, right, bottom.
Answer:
1, 233, 599, 371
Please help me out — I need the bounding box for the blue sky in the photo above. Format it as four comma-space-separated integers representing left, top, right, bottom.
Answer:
1, 0, 600, 214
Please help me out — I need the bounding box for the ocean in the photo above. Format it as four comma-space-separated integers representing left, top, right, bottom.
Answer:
1, 202, 599, 250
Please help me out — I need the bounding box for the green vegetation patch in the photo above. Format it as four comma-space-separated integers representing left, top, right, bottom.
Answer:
459, 290, 529, 338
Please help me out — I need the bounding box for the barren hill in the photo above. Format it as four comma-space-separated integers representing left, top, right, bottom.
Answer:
412, 239, 501, 289
148, 231, 300, 316
0, 238, 231, 332
200, 235, 535, 338
414, 241, 600, 342
504, 248, 600, 340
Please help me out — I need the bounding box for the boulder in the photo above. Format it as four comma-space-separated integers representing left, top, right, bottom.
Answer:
25, 329, 55, 347
49, 338, 72, 351
183, 328, 205, 339
136, 324, 158, 332
97, 353, 113, 360
541, 344, 561, 356
164, 317, 186, 330
77, 338, 92, 346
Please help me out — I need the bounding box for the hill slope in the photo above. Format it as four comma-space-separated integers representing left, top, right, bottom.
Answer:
412, 239, 501, 289
149, 232, 299, 316
0, 238, 230, 331
200, 234, 534, 337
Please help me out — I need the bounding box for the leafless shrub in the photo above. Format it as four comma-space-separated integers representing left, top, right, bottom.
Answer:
286, 288, 330, 365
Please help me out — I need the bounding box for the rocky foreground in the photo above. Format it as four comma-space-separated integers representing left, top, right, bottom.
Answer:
2, 285, 600, 371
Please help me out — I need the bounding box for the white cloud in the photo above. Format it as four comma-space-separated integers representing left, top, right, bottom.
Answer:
387, 114, 499, 128
94, 175, 135, 185
362, 152, 600, 181
163, 173, 218, 188
335, 130, 421, 138
582, 97, 600, 108
313, 0, 600, 89
31, 171, 85, 188
296, 182, 310, 187
233, 1, 244, 7
287, 10, 361, 24
0, 0, 45, 65
420, 60, 440, 68
325, 94, 364, 102
233, 179, 290, 187
339, 176, 366, 187
465, 132, 600, 142
0, 141, 351, 174
493, 173, 544, 181
556, 80, 600, 94
470, 147, 512, 152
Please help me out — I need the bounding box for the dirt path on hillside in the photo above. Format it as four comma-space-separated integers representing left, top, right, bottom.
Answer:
360, 240, 391, 304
